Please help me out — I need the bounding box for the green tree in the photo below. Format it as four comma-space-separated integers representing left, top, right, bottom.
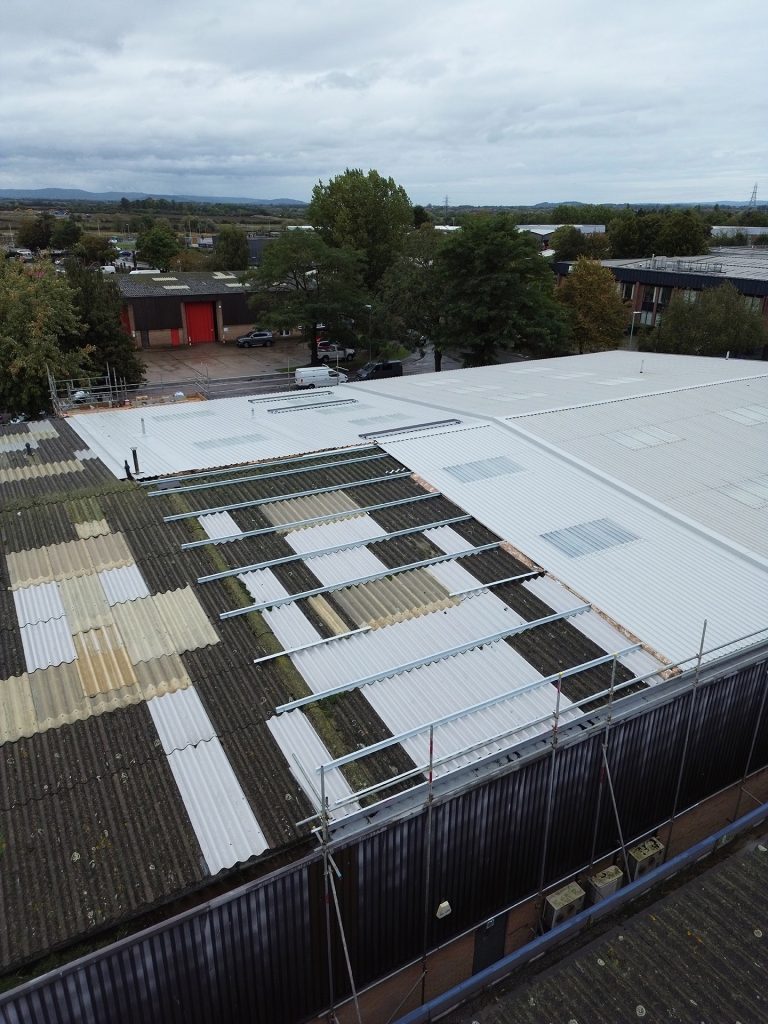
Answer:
212, 226, 249, 271
170, 249, 212, 271
652, 283, 766, 357
557, 258, 628, 354
0, 261, 91, 414
551, 225, 589, 261
63, 263, 145, 383
16, 213, 54, 251
308, 168, 412, 288
607, 211, 641, 258
379, 226, 446, 360
413, 205, 433, 228
50, 218, 83, 249
74, 234, 116, 266
136, 220, 181, 270
437, 215, 570, 365
247, 230, 367, 364
654, 210, 710, 256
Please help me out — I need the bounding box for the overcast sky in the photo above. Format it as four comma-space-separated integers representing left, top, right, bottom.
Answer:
3, 0, 766, 206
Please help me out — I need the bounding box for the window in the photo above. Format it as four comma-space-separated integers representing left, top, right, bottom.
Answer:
444, 456, 522, 483
541, 518, 639, 558
682, 289, 699, 303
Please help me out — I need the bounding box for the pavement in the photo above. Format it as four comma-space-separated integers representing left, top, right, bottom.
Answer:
139, 339, 462, 384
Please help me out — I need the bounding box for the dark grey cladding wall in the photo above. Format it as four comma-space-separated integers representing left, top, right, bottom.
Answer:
2, 658, 767, 1024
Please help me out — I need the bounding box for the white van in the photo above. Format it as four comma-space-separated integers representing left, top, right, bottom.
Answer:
295, 366, 348, 388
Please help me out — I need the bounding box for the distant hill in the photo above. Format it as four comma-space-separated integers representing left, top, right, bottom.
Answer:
0, 188, 307, 206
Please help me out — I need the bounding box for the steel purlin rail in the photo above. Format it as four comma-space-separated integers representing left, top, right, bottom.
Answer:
179, 491, 442, 550
219, 542, 501, 619
142, 442, 377, 487
197, 514, 473, 583
275, 602, 595, 715
162, 469, 413, 521
319, 627, 768, 820
147, 452, 391, 496
319, 643, 639, 795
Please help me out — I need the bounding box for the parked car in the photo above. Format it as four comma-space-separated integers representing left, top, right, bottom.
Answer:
236, 329, 274, 348
295, 366, 348, 388
317, 341, 356, 362
351, 359, 403, 381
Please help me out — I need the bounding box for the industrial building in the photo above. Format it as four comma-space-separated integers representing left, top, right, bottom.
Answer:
0, 351, 767, 1023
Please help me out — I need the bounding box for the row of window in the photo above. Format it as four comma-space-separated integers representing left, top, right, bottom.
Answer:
618, 282, 763, 312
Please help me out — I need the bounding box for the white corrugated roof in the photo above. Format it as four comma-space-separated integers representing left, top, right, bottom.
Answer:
381, 422, 768, 665
198, 511, 243, 541
20, 615, 76, 672
148, 688, 268, 873
13, 581, 65, 626
266, 710, 360, 816
98, 564, 150, 605
291, 592, 527, 695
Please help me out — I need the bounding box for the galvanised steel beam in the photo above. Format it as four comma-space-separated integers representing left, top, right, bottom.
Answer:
219, 542, 500, 619
163, 470, 413, 522
274, 603, 591, 713
142, 442, 377, 487
197, 514, 471, 583
148, 452, 390, 497
180, 491, 443, 550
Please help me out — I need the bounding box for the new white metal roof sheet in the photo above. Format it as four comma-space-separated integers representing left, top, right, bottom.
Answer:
98, 564, 151, 605
20, 615, 77, 673
283, 513, 387, 554
238, 568, 291, 605
12, 582, 65, 627
263, 604, 322, 650
381, 422, 768, 665
198, 511, 243, 542
353, 351, 768, 422
69, 388, 454, 477
291, 592, 528, 695
164, 738, 269, 874
423, 525, 476, 556
510, 377, 768, 558
300, 546, 387, 589
266, 710, 360, 816
147, 687, 217, 752
360, 642, 575, 778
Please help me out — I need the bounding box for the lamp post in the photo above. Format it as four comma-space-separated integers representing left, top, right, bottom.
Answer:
628, 310, 642, 351
364, 304, 372, 362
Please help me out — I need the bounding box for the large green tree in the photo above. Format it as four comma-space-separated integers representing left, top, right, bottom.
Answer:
247, 230, 367, 364
136, 220, 181, 270
74, 234, 117, 267
652, 283, 767, 357
16, 213, 54, 251
557, 258, 628, 354
308, 168, 412, 288
654, 210, 710, 256
212, 226, 249, 271
0, 261, 90, 414
437, 215, 570, 365
50, 218, 83, 249
379, 226, 446, 364
63, 263, 145, 384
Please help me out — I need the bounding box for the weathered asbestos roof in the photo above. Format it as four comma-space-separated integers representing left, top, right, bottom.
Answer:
116, 271, 249, 299
0, 420, 666, 975
454, 838, 768, 1024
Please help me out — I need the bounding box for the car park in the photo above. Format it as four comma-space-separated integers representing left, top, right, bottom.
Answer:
236, 329, 274, 348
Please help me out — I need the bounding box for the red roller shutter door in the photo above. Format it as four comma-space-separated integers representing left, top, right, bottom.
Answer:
185, 302, 216, 344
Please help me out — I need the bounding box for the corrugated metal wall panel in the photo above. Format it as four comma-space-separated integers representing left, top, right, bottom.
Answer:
3, 658, 767, 1024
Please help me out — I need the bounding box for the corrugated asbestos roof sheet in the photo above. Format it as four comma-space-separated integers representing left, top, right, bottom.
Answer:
333, 569, 458, 627
73, 624, 138, 695
267, 710, 360, 816
59, 572, 113, 631
284, 513, 387, 552
260, 489, 361, 526
111, 587, 220, 662
6, 533, 133, 588
0, 458, 84, 483
74, 518, 110, 539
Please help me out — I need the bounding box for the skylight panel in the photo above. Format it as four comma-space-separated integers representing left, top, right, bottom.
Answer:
541, 518, 639, 558
444, 455, 522, 483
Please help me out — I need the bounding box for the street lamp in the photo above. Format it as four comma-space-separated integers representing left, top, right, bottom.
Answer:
628, 311, 642, 351
364, 304, 372, 362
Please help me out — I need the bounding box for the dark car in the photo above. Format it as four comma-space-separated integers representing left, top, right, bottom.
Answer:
236, 329, 274, 348
352, 359, 404, 381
